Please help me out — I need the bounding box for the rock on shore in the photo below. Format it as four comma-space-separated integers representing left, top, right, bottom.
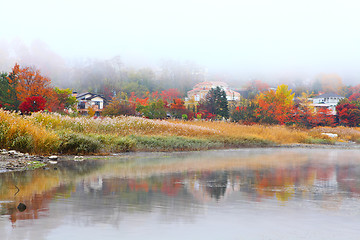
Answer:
0, 149, 49, 172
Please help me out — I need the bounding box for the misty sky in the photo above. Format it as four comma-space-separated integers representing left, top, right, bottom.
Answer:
1, 0, 360, 81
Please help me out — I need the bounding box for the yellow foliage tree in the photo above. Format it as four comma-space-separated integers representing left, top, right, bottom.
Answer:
255, 84, 294, 124
87, 106, 95, 117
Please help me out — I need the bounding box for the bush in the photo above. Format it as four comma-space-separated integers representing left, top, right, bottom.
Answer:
59, 133, 101, 154
304, 137, 333, 145
103, 99, 136, 116
130, 135, 222, 151
112, 137, 136, 152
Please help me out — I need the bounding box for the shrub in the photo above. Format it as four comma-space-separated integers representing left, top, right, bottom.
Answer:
130, 135, 222, 151
112, 137, 136, 152
103, 99, 136, 116
19, 96, 46, 114
59, 133, 101, 154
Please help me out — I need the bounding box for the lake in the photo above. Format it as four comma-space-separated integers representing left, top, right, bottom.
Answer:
1, 148, 360, 240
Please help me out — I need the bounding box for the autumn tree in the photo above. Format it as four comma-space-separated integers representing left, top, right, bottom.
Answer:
336, 102, 360, 127
290, 92, 318, 128
255, 84, 294, 125
19, 96, 46, 114
103, 98, 136, 116
9, 63, 53, 109
52, 88, 77, 112
230, 99, 259, 124
169, 98, 188, 119
160, 88, 182, 104
349, 92, 360, 102
291, 93, 335, 128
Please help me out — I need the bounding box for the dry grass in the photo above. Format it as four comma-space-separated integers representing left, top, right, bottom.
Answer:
0, 110, 59, 154
311, 126, 360, 142
177, 120, 320, 144
1, 110, 344, 155
28, 112, 320, 144
29, 112, 218, 137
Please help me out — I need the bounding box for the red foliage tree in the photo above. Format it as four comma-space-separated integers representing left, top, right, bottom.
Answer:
349, 92, 360, 102
336, 103, 360, 127
160, 88, 182, 103
291, 105, 335, 128
151, 91, 160, 101
19, 96, 46, 114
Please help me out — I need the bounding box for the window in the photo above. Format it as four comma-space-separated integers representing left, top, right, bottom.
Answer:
78, 102, 86, 109
94, 101, 101, 109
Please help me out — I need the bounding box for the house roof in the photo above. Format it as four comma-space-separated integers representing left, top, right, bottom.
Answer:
76, 92, 107, 102
314, 93, 344, 98
193, 81, 228, 89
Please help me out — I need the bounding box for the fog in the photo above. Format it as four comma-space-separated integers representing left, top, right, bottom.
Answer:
1, 0, 359, 88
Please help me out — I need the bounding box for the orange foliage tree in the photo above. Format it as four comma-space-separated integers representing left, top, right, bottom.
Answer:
255, 84, 294, 125
170, 98, 186, 110
170, 98, 188, 118
9, 63, 53, 109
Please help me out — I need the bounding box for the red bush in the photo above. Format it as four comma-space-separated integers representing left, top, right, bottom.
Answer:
19, 96, 46, 114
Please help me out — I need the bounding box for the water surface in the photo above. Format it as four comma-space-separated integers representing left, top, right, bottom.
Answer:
1, 148, 360, 240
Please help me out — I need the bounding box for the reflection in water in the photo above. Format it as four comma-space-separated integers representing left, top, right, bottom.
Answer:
1, 148, 360, 239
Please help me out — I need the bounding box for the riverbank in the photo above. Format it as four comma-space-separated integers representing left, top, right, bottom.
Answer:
2, 110, 360, 162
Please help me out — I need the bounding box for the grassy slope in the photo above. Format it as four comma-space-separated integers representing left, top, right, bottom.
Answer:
2, 109, 355, 155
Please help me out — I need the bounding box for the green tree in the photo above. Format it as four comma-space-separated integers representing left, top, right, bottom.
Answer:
203, 86, 229, 119
0, 72, 19, 110
230, 99, 259, 124
137, 99, 167, 119
54, 87, 77, 110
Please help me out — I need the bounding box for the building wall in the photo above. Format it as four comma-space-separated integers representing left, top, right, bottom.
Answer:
313, 97, 343, 104
91, 97, 104, 109
312, 96, 344, 115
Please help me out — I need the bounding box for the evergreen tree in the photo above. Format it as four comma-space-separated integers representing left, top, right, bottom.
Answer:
217, 87, 229, 119
0, 72, 19, 110
203, 86, 229, 119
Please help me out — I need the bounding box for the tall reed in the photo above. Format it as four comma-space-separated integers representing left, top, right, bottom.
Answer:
0, 109, 59, 154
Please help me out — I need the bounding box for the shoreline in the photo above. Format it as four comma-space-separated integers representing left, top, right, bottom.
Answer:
2, 142, 360, 173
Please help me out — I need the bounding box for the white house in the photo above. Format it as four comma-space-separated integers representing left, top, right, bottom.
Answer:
74, 92, 107, 116
312, 93, 344, 115
184, 81, 241, 111
186, 81, 240, 101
